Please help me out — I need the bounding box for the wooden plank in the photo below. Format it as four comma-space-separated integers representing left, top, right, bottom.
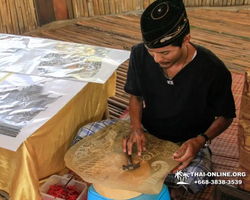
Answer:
34, 0, 55, 26
53, 0, 68, 20
77, 20, 142, 38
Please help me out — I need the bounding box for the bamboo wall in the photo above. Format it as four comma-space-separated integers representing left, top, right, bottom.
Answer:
0, 0, 37, 34
0, 0, 250, 35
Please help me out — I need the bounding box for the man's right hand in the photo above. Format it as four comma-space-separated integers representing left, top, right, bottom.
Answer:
122, 126, 147, 156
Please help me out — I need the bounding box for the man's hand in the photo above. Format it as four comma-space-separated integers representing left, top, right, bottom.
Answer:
172, 136, 205, 173
122, 127, 147, 156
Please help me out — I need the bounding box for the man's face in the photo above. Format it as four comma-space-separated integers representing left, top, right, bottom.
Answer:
146, 45, 183, 69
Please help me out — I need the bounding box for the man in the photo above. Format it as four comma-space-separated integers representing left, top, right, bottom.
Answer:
122, 0, 236, 199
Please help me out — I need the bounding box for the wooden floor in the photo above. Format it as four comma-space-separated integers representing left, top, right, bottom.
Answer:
26, 6, 250, 118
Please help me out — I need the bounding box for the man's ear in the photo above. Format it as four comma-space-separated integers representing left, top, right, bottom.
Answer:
183, 34, 191, 45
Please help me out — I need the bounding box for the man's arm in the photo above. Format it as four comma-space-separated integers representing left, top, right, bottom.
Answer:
172, 116, 233, 172
129, 95, 143, 130
122, 95, 146, 156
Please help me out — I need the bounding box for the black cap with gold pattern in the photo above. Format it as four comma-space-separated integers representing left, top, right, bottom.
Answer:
141, 0, 190, 49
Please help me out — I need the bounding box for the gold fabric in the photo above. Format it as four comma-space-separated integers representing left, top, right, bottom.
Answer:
238, 69, 250, 191
0, 73, 116, 200
65, 120, 180, 194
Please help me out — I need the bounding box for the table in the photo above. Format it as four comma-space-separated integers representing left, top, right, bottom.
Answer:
0, 73, 116, 200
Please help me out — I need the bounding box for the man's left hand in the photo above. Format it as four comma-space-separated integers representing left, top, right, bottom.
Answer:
172, 136, 205, 173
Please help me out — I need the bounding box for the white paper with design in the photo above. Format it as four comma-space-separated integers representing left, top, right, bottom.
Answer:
0, 34, 130, 83
0, 73, 87, 151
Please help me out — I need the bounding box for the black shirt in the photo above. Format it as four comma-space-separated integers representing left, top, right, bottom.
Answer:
124, 43, 236, 142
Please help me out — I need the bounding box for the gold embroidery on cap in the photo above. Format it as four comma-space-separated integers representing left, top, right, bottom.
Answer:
151, 2, 169, 20
159, 18, 187, 43
160, 36, 172, 43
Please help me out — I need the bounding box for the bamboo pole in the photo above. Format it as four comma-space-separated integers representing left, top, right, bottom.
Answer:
227, 0, 232, 5
66, 0, 74, 18
137, 0, 142, 9
26, 0, 34, 30
78, 0, 83, 17
27, 0, 38, 29
87, 0, 94, 16
109, 0, 116, 14
121, 0, 126, 12
7, 0, 18, 34
6, 0, 14, 33
128, 0, 133, 10
82, 0, 89, 17
125, 0, 129, 11
133, 0, 137, 10
143, 0, 150, 9
205, 0, 210, 6
20, 0, 29, 32
93, 0, 100, 15
1, 0, 13, 33
115, 0, 122, 13
23, 0, 31, 30
0, 0, 5, 33
72, 0, 79, 18
98, 0, 105, 15
103, 0, 110, 14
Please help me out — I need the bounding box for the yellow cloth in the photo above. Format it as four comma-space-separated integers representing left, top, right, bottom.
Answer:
0, 73, 116, 200
238, 69, 250, 191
